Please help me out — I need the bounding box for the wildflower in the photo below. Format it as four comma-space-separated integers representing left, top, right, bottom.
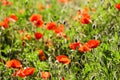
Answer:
12, 67, 35, 78
80, 9, 90, 24
12, 69, 25, 78
69, 42, 81, 50
0, 14, 18, 29
0, 22, 4, 27
18, 30, 31, 41
1, 0, 12, 6
3, 18, 9, 28
9, 14, 18, 22
34, 19, 44, 27
38, 50, 46, 61
61, 77, 65, 80
82, 7, 90, 15
74, 7, 91, 24
80, 16, 90, 24
78, 44, 91, 52
115, 3, 120, 10
58, 0, 70, 4
46, 22, 57, 30
29, 14, 43, 27
80, 8, 91, 24
34, 32, 43, 40
85, 40, 100, 48
54, 24, 66, 38
54, 24, 64, 33
0, 18, 9, 29
38, 4, 45, 11
41, 71, 51, 79
73, 10, 81, 21
40, 55, 46, 61
56, 55, 70, 64
22, 67, 35, 76
25, 34, 31, 40
6, 59, 22, 68
30, 14, 42, 22
78, 40, 100, 53
38, 49, 44, 56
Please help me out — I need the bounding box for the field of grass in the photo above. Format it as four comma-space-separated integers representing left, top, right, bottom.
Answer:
0, 0, 120, 80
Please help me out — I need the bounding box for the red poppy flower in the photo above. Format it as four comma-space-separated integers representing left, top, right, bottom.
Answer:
41, 71, 51, 79
25, 34, 31, 40
30, 14, 42, 22
82, 7, 90, 15
54, 24, 64, 34
78, 44, 91, 53
0, 22, 4, 27
61, 77, 65, 80
0, 18, 9, 29
34, 32, 43, 40
38, 49, 44, 56
115, 4, 120, 10
78, 7, 90, 17
80, 16, 90, 24
29, 14, 43, 27
54, 24, 67, 38
40, 55, 46, 61
38, 50, 46, 61
58, 0, 70, 4
12, 67, 35, 78
77, 7, 91, 24
12, 69, 25, 78
6, 59, 22, 68
56, 55, 70, 64
34, 19, 44, 27
3, 18, 9, 28
85, 40, 100, 48
82, 13, 90, 19
2, 0, 12, 6
22, 67, 35, 76
69, 42, 81, 50
46, 22, 57, 30
9, 14, 18, 22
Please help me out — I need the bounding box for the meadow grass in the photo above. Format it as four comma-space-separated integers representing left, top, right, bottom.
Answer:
0, 0, 120, 80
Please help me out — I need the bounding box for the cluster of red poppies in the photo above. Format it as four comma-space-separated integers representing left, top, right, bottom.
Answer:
0, 0, 12, 6
30, 14, 66, 38
69, 40, 100, 52
6, 59, 51, 79
0, 14, 18, 29
6, 59, 35, 78
1, 0, 120, 79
